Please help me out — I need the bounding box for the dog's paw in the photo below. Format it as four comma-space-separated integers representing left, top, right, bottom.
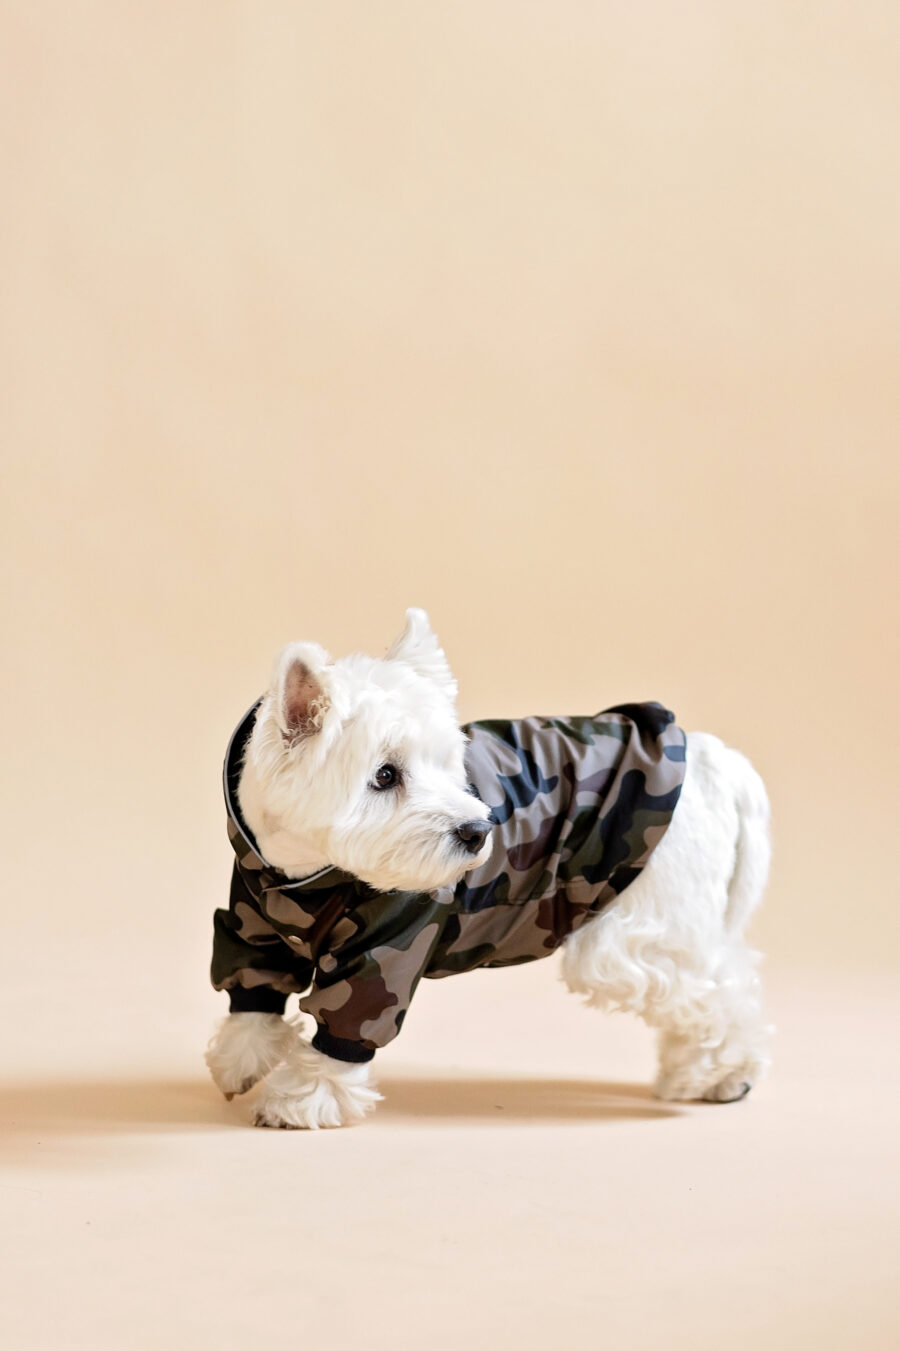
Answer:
654, 1057, 762, 1104
205, 1012, 298, 1099
251, 1043, 382, 1130
701, 1073, 753, 1103
223, 1077, 258, 1102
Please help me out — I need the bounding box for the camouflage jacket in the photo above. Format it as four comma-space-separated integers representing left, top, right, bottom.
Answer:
211, 701, 686, 1064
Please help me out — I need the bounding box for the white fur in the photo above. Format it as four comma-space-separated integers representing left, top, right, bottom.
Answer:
204, 1012, 299, 1099
208, 609, 772, 1127
238, 608, 492, 891
561, 732, 771, 1102
252, 1037, 382, 1130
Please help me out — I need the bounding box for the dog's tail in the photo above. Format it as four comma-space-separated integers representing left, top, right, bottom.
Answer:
725, 749, 771, 935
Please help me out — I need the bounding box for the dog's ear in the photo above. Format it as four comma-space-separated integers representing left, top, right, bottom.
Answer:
387, 608, 457, 700
271, 642, 331, 739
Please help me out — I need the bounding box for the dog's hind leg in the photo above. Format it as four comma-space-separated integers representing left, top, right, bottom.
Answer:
649, 938, 769, 1103
564, 907, 771, 1103
561, 731, 772, 1103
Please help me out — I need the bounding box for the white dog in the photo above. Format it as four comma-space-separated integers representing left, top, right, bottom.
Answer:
206, 609, 771, 1128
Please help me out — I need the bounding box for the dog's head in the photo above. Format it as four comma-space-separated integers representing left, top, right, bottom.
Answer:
239, 608, 493, 892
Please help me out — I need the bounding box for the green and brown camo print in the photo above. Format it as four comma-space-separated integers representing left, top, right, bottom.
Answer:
211, 701, 687, 1064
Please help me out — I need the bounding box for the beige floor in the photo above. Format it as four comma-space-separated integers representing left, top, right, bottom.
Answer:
2, 959, 897, 1351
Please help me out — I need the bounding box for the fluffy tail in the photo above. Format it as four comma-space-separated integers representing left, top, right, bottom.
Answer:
725, 750, 771, 935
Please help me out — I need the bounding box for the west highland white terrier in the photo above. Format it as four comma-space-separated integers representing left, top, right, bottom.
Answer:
206, 608, 771, 1129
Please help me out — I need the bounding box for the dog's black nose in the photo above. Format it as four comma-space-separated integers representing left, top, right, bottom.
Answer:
455, 820, 491, 854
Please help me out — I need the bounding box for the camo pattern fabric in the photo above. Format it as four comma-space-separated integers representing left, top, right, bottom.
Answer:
211, 700, 687, 1063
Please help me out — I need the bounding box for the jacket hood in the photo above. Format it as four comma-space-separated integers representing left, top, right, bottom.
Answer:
223, 700, 360, 897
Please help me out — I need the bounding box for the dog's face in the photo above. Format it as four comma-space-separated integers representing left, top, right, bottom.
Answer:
240, 608, 493, 892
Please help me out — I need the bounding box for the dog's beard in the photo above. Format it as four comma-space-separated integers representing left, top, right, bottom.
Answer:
332, 822, 492, 894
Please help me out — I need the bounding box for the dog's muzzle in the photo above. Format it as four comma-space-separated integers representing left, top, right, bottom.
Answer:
454, 820, 492, 855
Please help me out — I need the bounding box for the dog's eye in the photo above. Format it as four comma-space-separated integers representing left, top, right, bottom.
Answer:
372, 763, 400, 791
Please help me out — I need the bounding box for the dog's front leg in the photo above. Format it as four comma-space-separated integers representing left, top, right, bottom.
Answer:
205, 1012, 299, 1100
252, 1039, 382, 1130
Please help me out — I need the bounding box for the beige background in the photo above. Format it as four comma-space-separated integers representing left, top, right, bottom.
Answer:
1, 4, 898, 1349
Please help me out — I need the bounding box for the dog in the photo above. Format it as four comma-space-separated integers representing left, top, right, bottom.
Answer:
205, 608, 771, 1128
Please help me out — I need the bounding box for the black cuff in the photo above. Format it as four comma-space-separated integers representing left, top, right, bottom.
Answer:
228, 986, 288, 1015
311, 1028, 376, 1064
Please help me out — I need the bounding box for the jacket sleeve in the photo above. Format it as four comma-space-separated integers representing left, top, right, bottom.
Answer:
299, 894, 447, 1063
211, 863, 314, 1015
